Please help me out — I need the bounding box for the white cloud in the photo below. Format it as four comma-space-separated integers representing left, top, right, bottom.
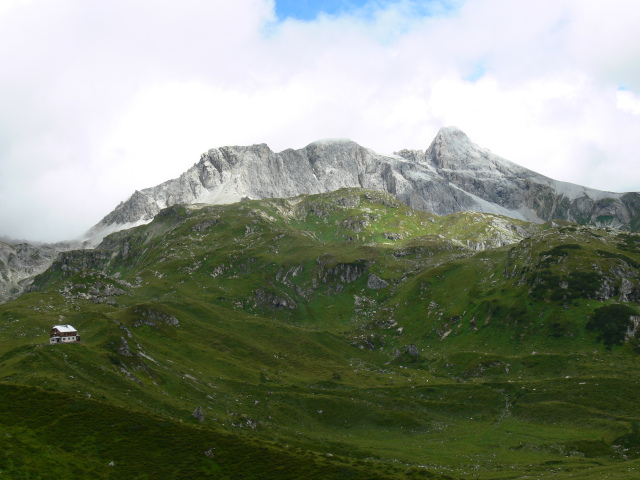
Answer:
617, 90, 640, 115
1, 0, 640, 242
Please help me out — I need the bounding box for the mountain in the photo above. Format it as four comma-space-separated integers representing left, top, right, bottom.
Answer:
10, 126, 634, 303
85, 127, 640, 244
3, 189, 640, 478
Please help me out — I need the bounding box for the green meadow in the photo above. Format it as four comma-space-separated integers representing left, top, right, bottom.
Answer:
1, 189, 640, 479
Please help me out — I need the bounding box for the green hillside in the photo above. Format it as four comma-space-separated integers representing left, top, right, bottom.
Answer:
2, 189, 640, 479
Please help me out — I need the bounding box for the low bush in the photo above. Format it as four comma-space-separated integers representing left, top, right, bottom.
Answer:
586, 304, 639, 347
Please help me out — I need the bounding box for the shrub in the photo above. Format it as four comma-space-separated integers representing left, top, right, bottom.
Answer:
586, 304, 639, 347
597, 249, 640, 268
538, 244, 582, 268
529, 270, 601, 302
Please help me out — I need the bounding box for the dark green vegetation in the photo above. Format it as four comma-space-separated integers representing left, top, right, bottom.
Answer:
587, 304, 640, 348
2, 189, 640, 479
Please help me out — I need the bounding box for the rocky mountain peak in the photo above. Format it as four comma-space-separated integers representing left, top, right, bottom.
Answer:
434, 125, 471, 146
426, 126, 489, 169
425, 126, 528, 179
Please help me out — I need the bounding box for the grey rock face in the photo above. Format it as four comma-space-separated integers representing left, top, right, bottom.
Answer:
192, 218, 219, 233
117, 337, 133, 357
318, 261, 366, 285
367, 274, 389, 290
383, 232, 403, 241
56, 272, 128, 305
254, 288, 297, 310
596, 278, 617, 301
406, 344, 419, 356
620, 278, 636, 302
103, 190, 161, 225
627, 316, 640, 340
86, 127, 640, 244
192, 405, 204, 422
130, 305, 180, 328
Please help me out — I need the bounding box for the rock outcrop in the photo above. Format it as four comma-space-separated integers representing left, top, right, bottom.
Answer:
367, 274, 389, 290
253, 288, 297, 310
131, 305, 180, 327
117, 337, 133, 357
192, 406, 204, 422
406, 344, 419, 356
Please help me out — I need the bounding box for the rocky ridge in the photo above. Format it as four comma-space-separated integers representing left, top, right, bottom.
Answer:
85, 127, 640, 245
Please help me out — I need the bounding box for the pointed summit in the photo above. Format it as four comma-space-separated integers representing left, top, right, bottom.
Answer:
436, 125, 469, 139
425, 126, 527, 177
425, 126, 482, 169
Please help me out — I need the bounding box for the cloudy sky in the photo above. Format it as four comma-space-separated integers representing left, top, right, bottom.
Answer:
1, 0, 639, 243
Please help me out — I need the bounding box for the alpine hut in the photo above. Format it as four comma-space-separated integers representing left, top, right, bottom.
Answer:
49, 325, 80, 344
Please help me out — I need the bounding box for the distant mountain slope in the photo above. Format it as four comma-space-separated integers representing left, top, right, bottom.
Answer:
0, 241, 58, 304
0, 237, 87, 304
85, 127, 640, 244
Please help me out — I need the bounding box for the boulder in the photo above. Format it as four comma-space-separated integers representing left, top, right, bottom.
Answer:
406, 344, 419, 356
367, 274, 389, 290
192, 405, 204, 422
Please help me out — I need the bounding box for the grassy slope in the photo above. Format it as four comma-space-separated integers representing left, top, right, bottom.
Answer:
1, 189, 640, 479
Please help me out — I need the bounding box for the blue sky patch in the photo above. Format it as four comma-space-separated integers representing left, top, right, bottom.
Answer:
275, 0, 370, 20
465, 62, 486, 83
274, 0, 462, 22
